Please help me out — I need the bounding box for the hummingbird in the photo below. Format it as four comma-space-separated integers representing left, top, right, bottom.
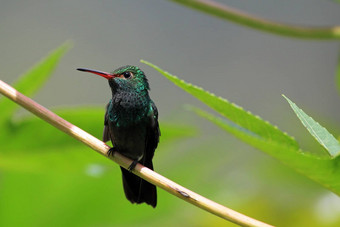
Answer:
77, 65, 160, 208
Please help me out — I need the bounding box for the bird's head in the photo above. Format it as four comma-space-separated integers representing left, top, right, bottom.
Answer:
77, 65, 149, 92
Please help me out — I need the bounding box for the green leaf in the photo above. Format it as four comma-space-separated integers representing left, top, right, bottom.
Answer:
283, 95, 340, 158
0, 41, 72, 122
142, 60, 298, 149
142, 60, 340, 195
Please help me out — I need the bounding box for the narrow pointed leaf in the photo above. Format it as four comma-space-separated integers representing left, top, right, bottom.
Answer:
0, 41, 72, 122
283, 95, 340, 158
142, 60, 298, 149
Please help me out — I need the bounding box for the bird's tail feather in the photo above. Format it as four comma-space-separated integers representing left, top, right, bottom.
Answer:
120, 162, 157, 207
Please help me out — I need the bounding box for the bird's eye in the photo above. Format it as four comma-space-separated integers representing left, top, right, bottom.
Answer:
123, 72, 132, 79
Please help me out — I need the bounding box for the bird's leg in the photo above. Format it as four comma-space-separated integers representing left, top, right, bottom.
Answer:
128, 160, 138, 172
107, 147, 117, 157
108, 147, 137, 171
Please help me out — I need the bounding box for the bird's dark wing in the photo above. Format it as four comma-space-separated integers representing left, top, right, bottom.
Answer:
133, 101, 159, 207
103, 101, 111, 142
145, 101, 160, 159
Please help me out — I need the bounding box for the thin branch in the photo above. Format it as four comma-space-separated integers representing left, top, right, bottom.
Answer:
0, 79, 273, 227
171, 0, 340, 40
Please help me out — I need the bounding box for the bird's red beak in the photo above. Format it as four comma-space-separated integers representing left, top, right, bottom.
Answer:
77, 68, 115, 79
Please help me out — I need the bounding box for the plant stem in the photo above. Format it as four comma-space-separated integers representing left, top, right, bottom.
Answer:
171, 0, 340, 40
0, 79, 273, 227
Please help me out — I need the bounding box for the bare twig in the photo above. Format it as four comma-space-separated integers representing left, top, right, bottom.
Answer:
0, 79, 273, 227
171, 0, 340, 40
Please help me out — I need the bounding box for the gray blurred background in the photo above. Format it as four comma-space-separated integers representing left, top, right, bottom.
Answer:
1, 0, 339, 127
1, 0, 340, 225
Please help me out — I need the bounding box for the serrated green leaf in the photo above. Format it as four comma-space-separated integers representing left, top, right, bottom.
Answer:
283, 95, 340, 158
141, 60, 340, 195
0, 41, 72, 122
142, 60, 298, 149
189, 106, 340, 195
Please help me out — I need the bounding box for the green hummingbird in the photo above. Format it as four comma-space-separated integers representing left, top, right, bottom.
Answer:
77, 65, 160, 208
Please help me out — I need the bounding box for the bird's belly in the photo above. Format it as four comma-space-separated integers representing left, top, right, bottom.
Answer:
109, 123, 147, 160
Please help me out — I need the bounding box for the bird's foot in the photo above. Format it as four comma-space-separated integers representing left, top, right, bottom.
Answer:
128, 160, 138, 172
107, 147, 117, 157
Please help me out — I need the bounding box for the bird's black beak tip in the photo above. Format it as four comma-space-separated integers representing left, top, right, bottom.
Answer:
77, 68, 86, 72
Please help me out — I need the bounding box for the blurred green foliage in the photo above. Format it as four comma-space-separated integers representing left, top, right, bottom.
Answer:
2, 43, 340, 226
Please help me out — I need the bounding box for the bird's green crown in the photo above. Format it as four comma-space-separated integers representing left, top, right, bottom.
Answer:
111, 65, 150, 91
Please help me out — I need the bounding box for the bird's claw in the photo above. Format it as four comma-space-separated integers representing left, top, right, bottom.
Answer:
107, 147, 117, 157
128, 160, 138, 172
108, 148, 138, 172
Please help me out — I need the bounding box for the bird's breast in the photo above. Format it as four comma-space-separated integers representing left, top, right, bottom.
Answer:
109, 91, 151, 127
